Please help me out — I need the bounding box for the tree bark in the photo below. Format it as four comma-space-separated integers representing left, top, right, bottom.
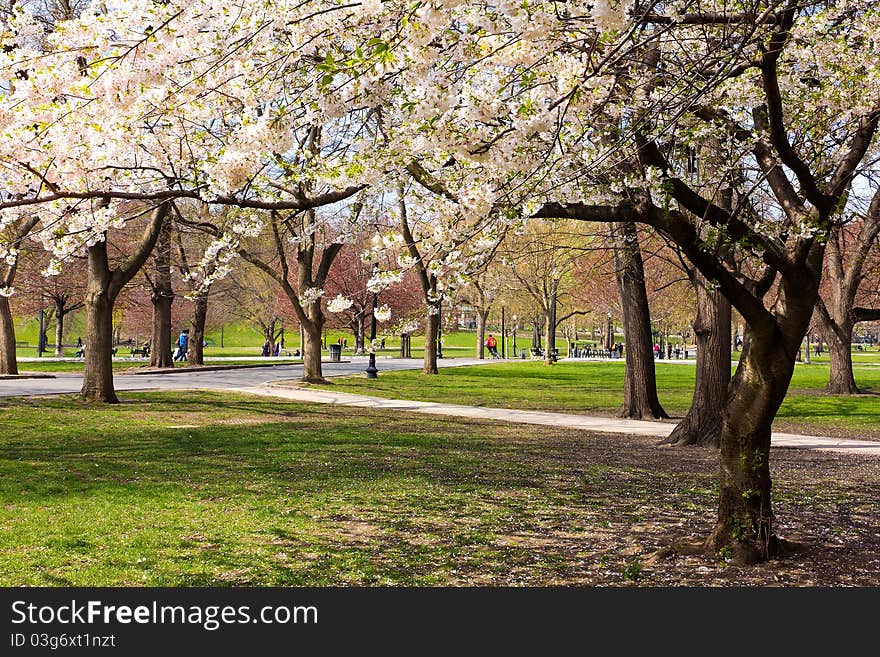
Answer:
662, 272, 731, 447
150, 293, 173, 367
149, 217, 174, 368
54, 303, 65, 357
81, 205, 170, 402
612, 222, 668, 419
187, 293, 208, 366
706, 327, 794, 564
82, 275, 117, 403
0, 296, 18, 375
476, 308, 489, 358
301, 302, 325, 383
823, 318, 858, 394
423, 308, 439, 374
532, 316, 542, 349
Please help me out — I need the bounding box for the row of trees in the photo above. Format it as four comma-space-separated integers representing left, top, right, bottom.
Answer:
1, 0, 879, 563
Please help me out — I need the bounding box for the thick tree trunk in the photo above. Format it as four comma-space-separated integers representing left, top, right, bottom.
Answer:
150, 218, 174, 368
301, 304, 325, 383
423, 308, 439, 374
816, 306, 859, 394
82, 279, 118, 403
662, 273, 731, 447
612, 222, 667, 419
476, 309, 489, 359
825, 323, 858, 394
187, 294, 208, 366
150, 294, 174, 368
0, 296, 18, 375
80, 205, 170, 403
706, 329, 795, 564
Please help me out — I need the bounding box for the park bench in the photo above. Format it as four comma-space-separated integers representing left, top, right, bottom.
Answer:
131, 345, 151, 358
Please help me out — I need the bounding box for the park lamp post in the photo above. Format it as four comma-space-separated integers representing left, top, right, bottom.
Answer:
606, 312, 613, 352
365, 232, 381, 379
512, 314, 517, 357
501, 305, 505, 359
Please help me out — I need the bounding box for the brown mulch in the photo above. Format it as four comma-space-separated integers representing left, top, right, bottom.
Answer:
433, 423, 880, 587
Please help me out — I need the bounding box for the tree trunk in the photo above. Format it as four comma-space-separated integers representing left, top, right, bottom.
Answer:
612, 222, 667, 419
423, 308, 439, 374
662, 273, 731, 447
532, 316, 541, 349
706, 328, 795, 564
150, 293, 174, 368
80, 205, 170, 402
187, 293, 208, 366
82, 255, 118, 403
476, 309, 489, 359
301, 304, 325, 384
824, 320, 858, 394
150, 217, 174, 368
54, 304, 65, 357
0, 296, 18, 375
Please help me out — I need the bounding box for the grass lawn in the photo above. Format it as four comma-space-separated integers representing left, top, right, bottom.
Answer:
329, 361, 880, 440
1, 391, 878, 586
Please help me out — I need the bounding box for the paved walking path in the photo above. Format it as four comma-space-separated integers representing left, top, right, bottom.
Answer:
0, 357, 489, 397
4, 355, 878, 456
228, 383, 880, 457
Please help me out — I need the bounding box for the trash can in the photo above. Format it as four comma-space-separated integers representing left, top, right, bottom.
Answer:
329, 343, 342, 362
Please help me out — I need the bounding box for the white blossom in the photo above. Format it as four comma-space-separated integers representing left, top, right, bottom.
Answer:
328, 294, 354, 313
373, 304, 392, 322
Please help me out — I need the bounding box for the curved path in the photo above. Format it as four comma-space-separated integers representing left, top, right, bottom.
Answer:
0, 357, 487, 398
229, 382, 880, 457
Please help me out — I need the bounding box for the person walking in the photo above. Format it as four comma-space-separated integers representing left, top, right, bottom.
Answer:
486, 334, 499, 358
173, 330, 189, 361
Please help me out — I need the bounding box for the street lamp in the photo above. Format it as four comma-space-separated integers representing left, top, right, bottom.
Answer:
606, 312, 613, 353
365, 232, 381, 378
501, 305, 506, 359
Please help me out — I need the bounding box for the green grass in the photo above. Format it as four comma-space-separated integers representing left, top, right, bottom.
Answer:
0, 391, 688, 586
1, 391, 878, 586
330, 360, 880, 440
